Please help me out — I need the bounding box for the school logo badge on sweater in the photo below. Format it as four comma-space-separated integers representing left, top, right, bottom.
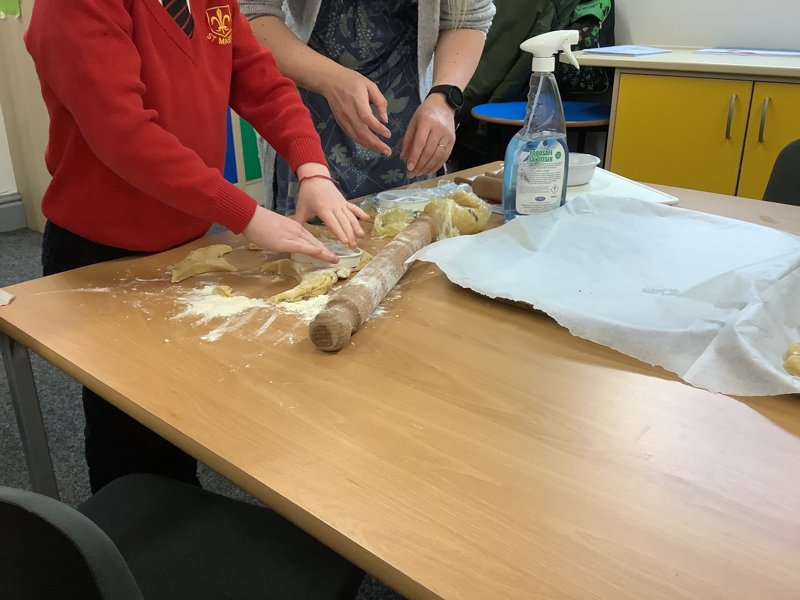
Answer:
205, 5, 232, 45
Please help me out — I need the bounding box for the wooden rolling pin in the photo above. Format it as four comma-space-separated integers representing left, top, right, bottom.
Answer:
454, 167, 503, 202
310, 215, 437, 352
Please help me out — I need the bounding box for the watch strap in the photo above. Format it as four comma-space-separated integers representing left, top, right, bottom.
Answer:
426, 85, 464, 110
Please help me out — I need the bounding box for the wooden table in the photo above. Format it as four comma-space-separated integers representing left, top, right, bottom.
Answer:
2, 168, 800, 599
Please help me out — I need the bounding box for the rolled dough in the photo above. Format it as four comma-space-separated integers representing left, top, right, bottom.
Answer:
171, 244, 237, 283
262, 250, 372, 303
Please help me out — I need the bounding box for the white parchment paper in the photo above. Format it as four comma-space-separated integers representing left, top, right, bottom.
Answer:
412, 196, 800, 396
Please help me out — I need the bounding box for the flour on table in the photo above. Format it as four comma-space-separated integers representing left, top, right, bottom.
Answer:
201, 308, 264, 342
254, 313, 278, 336
369, 288, 401, 320
34, 287, 114, 296
277, 295, 330, 322
175, 285, 270, 322
172, 285, 331, 343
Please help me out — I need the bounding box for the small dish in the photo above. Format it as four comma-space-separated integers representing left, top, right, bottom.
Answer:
567, 153, 601, 186
376, 189, 432, 212
291, 242, 363, 269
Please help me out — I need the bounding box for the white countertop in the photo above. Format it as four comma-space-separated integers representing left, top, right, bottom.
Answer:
571, 47, 800, 79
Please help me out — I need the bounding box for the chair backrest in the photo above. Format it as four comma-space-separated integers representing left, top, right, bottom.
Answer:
0, 486, 144, 600
763, 139, 800, 206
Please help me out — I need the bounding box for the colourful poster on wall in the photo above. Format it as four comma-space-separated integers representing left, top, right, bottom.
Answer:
239, 119, 262, 181
0, 0, 21, 19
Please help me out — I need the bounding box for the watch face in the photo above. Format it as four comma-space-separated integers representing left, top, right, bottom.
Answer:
429, 85, 464, 110
449, 86, 464, 109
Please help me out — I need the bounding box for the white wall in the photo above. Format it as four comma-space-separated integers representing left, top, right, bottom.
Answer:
615, 0, 800, 51
1, 2, 52, 231
0, 103, 17, 195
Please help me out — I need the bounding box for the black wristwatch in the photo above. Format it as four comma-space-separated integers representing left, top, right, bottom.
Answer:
426, 84, 464, 111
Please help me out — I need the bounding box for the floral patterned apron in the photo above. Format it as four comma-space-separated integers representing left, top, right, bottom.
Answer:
275, 0, 430, 212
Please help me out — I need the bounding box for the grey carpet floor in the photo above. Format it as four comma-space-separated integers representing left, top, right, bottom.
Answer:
0, 226, 403, 600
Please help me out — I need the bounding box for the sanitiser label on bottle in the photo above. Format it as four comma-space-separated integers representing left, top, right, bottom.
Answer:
515, 140, 565, 214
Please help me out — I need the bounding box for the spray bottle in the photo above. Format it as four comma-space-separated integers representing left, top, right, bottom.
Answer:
502, 30, 580, 220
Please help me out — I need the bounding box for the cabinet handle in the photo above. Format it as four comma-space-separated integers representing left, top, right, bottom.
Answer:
758, 97, 771, 144
725, 95, 737, 140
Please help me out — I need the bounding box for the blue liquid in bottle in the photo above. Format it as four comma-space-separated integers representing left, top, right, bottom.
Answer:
502, 73, 570, 221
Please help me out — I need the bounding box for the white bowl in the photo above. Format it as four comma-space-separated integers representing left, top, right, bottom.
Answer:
567, 153, 601, 186
291, 242, 363, 269
376, 189, 432, 212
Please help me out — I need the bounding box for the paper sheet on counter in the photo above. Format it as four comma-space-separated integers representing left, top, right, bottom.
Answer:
412, 195, 800, 396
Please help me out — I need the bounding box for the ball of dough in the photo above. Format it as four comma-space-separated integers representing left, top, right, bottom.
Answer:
784, 354, 800, 377
784, 342, 800, 360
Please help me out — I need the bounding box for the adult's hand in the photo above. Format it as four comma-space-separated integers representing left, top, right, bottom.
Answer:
399, 94, 456, 178
294, 175, 369, 249
320, 66, 393, 157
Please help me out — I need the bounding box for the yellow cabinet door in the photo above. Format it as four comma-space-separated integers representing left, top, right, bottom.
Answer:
609, 74, 753, 194
738, 82, 800, 200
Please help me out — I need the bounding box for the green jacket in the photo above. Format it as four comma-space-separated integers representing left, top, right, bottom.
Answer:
455, 0, 581, 164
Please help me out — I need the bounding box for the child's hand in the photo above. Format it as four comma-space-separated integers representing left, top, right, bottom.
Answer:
293, 174, 369, 248
242, 206, 338, 263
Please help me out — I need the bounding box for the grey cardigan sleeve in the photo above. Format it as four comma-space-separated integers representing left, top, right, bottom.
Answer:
441, 0, 495, 34
239, 0, 285, 22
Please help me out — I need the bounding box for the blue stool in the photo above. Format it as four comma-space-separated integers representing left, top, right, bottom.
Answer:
471, 100, 611, 154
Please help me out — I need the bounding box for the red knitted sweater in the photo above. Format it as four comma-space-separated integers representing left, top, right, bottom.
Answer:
25, 0, 326, 251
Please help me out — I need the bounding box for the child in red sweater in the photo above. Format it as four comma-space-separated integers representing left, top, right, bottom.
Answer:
26, 0, 369, 492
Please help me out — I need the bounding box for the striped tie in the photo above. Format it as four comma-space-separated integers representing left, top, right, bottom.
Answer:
163, 0, 194, 38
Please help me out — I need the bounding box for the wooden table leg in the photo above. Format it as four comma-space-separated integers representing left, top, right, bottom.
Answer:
0, 332, 59, 498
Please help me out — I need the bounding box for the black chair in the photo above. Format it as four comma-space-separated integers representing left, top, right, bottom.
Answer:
763, 139, 800, 206
0, 474, 364, 600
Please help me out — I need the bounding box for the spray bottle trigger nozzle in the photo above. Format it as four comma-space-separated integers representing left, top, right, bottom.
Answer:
560, 31, 580, 70
520, 29, 581, 72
